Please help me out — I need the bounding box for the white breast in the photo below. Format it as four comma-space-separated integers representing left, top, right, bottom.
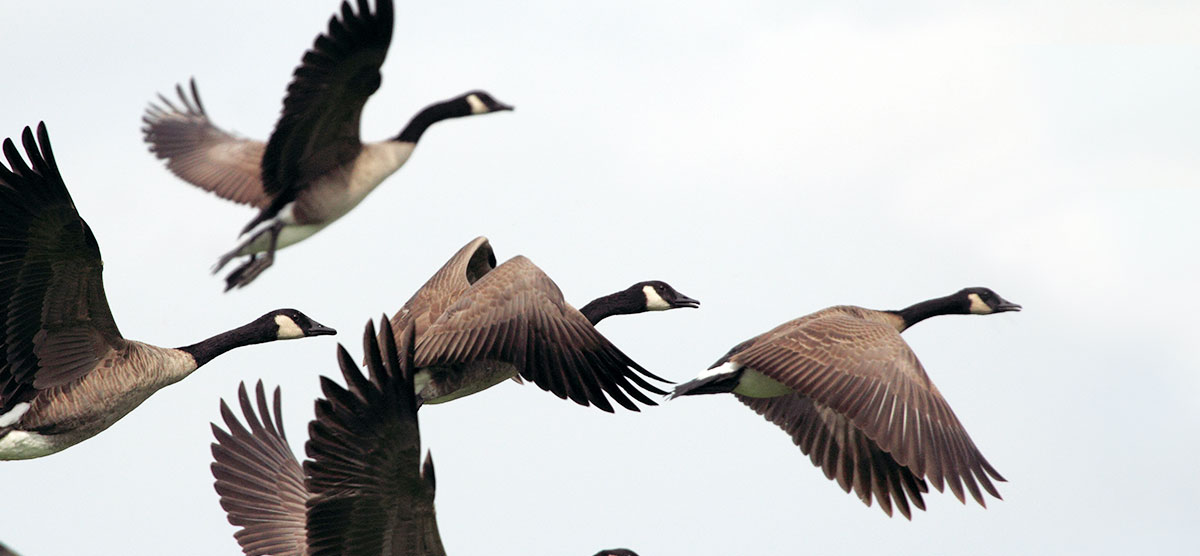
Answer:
236, 141, 417, 255
347, 141, 416, 201
297, 141, 416, 228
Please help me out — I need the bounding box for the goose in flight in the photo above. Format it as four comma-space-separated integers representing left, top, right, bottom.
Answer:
212, 319, 442, 555
0, 123, 334, 460
386, 236, 699, 411
672, 287, 1019, 518
143, 0, 512, 290
214, 318, 647, 555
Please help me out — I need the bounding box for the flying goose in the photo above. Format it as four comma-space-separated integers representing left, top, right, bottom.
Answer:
386, 236, 699, 411
141, 0, 512, 291
672, 287, 1020, 518
214, 319, 643, 555
213, 318, 439, 555
0, 123, 335, 460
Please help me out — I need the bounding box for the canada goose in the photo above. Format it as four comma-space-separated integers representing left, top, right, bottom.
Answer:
212, 319, 439, 556
672, 287, 1020, 518
141, 0, 512, 291
214, 319, 645, 555
386, 236, 699, 412
0, 541, 19, 556
0, 123, 335, 460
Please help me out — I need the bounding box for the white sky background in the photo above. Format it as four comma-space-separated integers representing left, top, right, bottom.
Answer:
1, 0, 1197, 554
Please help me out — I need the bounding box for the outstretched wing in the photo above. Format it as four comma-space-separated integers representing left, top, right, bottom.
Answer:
306, 318, 444, 556
0, 123, 124, 414
731, 311, 1004, 509
737, 393, 930, 519
415, 256, 672, 413
255, 0, 394, 228
211, 382, 309, 556
142, 79, 269, 208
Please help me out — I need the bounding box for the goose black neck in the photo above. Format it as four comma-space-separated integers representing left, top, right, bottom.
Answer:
579, 290, 644, 325
177, 320, 273, 367
888, 294, 968, 331
395, 99, 469, 143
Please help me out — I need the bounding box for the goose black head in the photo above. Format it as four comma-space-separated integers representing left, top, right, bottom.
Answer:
263, 309, 338, 340
635, 280, 701, 311
462, 90, 514, 115
578, 280, 699, 324
958, 287, 1021, 315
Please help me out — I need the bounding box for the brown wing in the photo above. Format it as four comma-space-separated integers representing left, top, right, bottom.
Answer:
732, 309, 1003, 507
257, 0, 394, 222
387, 236, 496, 344
142, 79, 269, 209
306, 319, 444, 556
737, 393, 930, 519
414, 256, 670, 413
211, 382, 309, 556
0, 124, 125, 414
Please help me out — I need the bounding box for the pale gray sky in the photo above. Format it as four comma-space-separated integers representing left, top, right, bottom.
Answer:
1, 1, 1197, 555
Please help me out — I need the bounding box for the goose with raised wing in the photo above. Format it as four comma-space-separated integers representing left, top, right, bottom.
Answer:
212, 319, 441, 556
0, 124, 335, 460
214, 319, 648, 555
142, 0, 512, 290
386, 236, 699, 412
672, 287, 1020, 518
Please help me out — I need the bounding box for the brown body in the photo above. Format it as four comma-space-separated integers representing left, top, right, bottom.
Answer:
0, 123, 334, 460
382, 236, 696, 412
675, 288, 1019, 518
8, 343, 193, 445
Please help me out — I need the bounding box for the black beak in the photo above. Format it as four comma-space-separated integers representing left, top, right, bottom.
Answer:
671, 294, 701, 309
994, 298, 1022, 313
308, 323, 338, 336
493, 102, 514, 112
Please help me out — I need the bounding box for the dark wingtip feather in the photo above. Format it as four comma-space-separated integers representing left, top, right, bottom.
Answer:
422, 451, 436, 491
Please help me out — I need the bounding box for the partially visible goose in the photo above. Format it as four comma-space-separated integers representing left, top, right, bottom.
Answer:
672, 287, 1020, 518
0, 123, 335, 460
141, 0, 512, 291
212, 319, 439, 556
387, 236, 699, 412
213, 319, 645, 555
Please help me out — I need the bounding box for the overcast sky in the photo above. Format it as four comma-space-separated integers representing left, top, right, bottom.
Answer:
1, 1, 1197, 555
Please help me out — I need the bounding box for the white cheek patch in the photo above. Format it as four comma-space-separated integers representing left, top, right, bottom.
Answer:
466, 94, 488, 115
643, 285, 670, 311
275, 314, 305, 339
967, 293, 993, 314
